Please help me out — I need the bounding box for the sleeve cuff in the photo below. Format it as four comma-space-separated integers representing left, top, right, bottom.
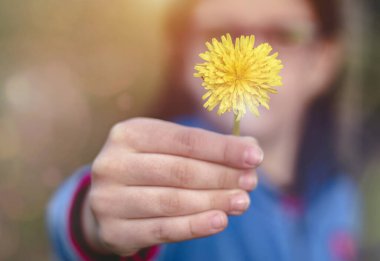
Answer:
47, 165, 160, 261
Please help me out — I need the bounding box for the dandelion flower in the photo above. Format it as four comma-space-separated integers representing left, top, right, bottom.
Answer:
194, 33, 283, 135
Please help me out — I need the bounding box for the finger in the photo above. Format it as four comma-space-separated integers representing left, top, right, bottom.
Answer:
113, 118, 264, 168
111, 153, 257, 191
102, 210, 228, 252
93, 187, 250, 219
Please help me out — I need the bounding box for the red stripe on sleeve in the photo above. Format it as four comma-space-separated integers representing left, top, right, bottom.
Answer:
68, 172, 92, 261
68, 170, 161, 261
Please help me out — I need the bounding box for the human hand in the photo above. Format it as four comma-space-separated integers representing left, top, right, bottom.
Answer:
84, 118, 263, 256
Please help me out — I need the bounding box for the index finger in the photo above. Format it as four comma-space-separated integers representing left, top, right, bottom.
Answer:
117, 118, 264, 169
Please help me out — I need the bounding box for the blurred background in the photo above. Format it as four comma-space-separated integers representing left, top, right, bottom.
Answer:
0, 0, 378, 260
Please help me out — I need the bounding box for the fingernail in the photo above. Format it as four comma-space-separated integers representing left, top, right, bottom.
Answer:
230, 193, 250, 214
239, 174, 256, 190
210, 214, 226, 230
244, 147, 264, 166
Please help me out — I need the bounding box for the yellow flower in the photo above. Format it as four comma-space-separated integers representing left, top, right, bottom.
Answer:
194, 33, 283, 121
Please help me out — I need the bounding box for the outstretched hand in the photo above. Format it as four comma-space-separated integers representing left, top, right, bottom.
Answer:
84, 118, 263, 256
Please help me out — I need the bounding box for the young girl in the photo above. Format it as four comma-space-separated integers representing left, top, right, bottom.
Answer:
47, 0, 361, 260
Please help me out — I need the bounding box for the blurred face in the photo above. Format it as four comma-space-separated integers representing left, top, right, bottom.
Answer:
182, 0, 342, 141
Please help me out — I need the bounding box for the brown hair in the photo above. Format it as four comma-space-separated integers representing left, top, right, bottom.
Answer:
309, 0, 343, 38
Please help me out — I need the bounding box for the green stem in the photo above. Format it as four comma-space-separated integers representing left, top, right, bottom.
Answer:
232, 114, 240, 136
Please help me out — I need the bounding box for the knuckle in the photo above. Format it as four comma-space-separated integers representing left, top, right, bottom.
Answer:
152, 222, 172, 242
174, 129, 198, 155
88, 190, 107, 215
170, 161, 192, 186
208, 193, 218, 209
91, 154, 121, 183
99, 222, 141, 256
92, 150, 132, 181
222, 140, 231, 163
217, 170, 232, 188
98, 222, 138, 256
98, 223, 118, 250
159, 191, 182, 216
110, 122, 127, 142
187, 219, 200, 238
92, 155, 112, 177
109, 120, 139, 147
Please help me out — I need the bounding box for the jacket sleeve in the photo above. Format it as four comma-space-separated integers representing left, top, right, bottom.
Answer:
46, 165, 160, 261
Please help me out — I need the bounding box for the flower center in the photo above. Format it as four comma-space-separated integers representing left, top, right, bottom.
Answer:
233, 64, 248, 83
